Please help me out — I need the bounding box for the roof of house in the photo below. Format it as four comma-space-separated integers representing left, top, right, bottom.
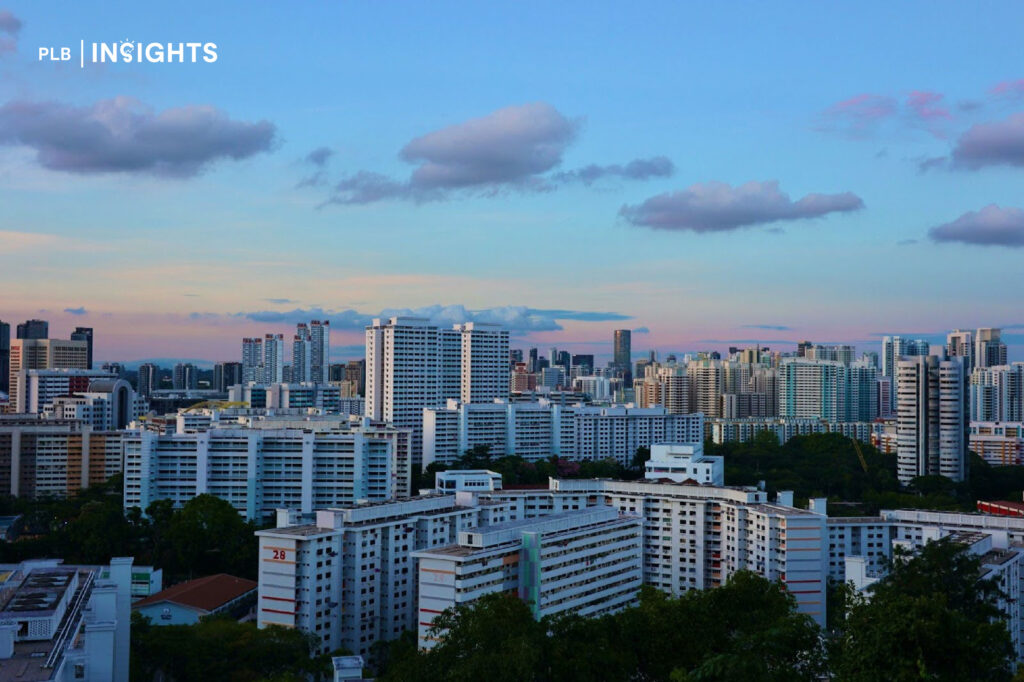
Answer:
132, 573, 257, 613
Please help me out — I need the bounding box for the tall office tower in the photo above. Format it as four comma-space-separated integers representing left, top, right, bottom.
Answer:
528, 348, 538, 373
946, 329, 975, 374
614, 329, 632, 383
896, 353, 968, 484
173, 363, 198, 390
970, 363, 1024, 422
15, 319, 48, 340
70, 326, 94, 369
309, 320, 330, 383
796, 340, 813, 358
807, 345, 856, 365
263, 334, 285, 384
548, 347, 558, 365
8, 338, 89, 410
557, 350, 571, 369
778, 359, 848, 421
329, 363, 345, 382
291, 324, 312, 383
572, 354, 595, 375
241, 337, 263, 383
881, 336, 930, 378
976, 328, 1008, 369
213, 361, 243, 393
634, 358, 652, 387
0, 320, 9, 394
458, 322, 510, 403
137, 362, 158, 398
510, 349, 524, 366
876, 376, 893, 419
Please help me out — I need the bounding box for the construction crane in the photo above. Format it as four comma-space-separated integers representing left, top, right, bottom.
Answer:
852, 438, 869, 474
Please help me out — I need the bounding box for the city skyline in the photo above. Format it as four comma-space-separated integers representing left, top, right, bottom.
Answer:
2, 3, 1024, 362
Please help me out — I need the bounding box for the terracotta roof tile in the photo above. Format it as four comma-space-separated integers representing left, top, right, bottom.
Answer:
133, 573, 257, 613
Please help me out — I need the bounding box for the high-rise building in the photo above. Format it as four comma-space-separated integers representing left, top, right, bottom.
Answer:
137, 363, 158, 398
528, 348, 538, 373
242, 337, 263, 383
15, 319, 48, 340
613, 329, 632, 382
0, 321, 9, 395
344, 360, 365, 396
976, 328, 1008, 369
896, 353, 968, 484
291, 324, 312, 383
946, 329, 974, 374
366, 318, 509, 466
213, 361, 243, 393
459, 322, 510, 403
309, 320, 330, 384
8, 338, 89, 411
263, 334, 285, 384
571, 354, 595, 375
970, 363, 1024, 423
807, 344, 856, 365
71, 326, 94, 369
796, 340, 813, 358
172, 363, 198, 390
881, 336, 931, 412
778, 359, 848, 421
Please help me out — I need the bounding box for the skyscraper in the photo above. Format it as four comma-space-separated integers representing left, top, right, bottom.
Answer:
896, 353, 968, 484
614, 329, 632, 382
796, 340, 813, 358
263, 334, 285, 384
528, 348, 538, 373
975, 328, 1008, 369
459, 323, 510, 403
242, 337, 263, 383
15, 319, 48, 340
70, 327, 94, 369
0, 321, 9, 394
309, 320, 330, 383
8, 338, 89, 410
137, 363, 158, 398
214, 361, 243, 393
292, 323, 312, 383
881, 335, 931, 412
946, 329, 974, 374
173, 363, 198, 390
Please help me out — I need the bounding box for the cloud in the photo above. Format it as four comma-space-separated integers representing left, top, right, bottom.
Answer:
201, 304, 630, 334
296, 146, 334, 188
63, 306, 87, 315
632, 327, 650, 334
552, 156, 675, 185
619, 180, 864, 233
0, 10, 20, 56
990, 80, 1024, 99
951, 113, 1024, 169
322, 102, 670, 205
305, 146, 333, 167
817, 94, 898, 137
0, 96, 276, 176
741, 324, 792, 331
264, 298, 297, 304
928, 205, 1024, 247
917, 156, 947, 173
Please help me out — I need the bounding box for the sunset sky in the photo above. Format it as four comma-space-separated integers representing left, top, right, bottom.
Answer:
2, 2, 1023, 365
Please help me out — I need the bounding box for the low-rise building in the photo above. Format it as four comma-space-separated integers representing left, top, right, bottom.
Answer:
132, 574, 257, 626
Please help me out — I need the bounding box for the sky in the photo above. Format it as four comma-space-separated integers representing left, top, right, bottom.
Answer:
1, 2, 1024, 365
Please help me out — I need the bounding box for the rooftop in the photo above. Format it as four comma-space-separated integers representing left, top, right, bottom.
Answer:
133, 574, 256, 613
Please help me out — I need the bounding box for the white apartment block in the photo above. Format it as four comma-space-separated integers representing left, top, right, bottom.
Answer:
256, 493, 512, 658
457, 323, 509, 403
229, 382, 362, 415
7, 339, 89, 412
896, 354, 968, 484
778, 359, 849, 421
123, 427, 397, 520
263, 334, 286, 384
423, 400, 704, 467
645, 443, 723, 486
414, 506, 643, 648
0, 557, 134, 682
970, 363, 1024, 423
710, 417, 874, 445
970, 422, 1024, 466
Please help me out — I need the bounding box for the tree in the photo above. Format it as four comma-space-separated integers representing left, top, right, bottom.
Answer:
832, 540, 1014, 681
164, 494, 258, 580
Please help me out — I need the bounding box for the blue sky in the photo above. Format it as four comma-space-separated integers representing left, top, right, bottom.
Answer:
1, 2, 1023, 363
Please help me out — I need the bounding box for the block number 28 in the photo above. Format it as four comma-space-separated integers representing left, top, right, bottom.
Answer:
272, 549, 287, 560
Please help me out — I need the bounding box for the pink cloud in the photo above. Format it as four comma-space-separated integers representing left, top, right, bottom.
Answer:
906, 91, 951, 121
990, 79, 1024, 98
820, 94, 898, 136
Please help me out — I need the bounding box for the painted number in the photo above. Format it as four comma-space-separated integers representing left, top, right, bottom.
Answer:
272, 549, 287, 560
